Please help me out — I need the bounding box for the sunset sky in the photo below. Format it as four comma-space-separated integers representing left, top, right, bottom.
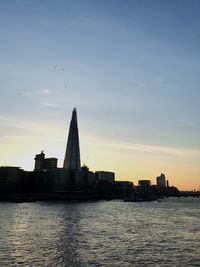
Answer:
0, 0, 200, 190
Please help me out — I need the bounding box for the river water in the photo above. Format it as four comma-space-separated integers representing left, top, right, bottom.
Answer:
0, 197, 199, 266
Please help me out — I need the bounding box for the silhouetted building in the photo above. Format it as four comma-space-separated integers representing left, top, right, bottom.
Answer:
0, 166, 23, 194
34, 151, 57, 170
63, 108, 81, 171
81, 166, 98, 197
112, 181, 134, 198
138, 180, 151, 190
43, 168, 70, 193
24, 168, 70, 195
0, 106, 180, 202
96, 171, 115, 183
156, 173, 166, 188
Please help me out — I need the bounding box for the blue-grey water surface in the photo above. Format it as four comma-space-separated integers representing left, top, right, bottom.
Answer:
0, 197, 199, 267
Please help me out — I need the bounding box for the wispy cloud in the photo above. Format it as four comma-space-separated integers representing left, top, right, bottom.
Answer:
23, 88, 51, 97
177, 119, 195, 127
102, 142, 184, 156
80, 100, 129, 110
155, 77, 165, 84
129, 78, 145, 88
0, 116, 63, 136
41, 102, 63, 108
90, 139, 200, 157
0, 116, 28, 130
20, 88, 54, 104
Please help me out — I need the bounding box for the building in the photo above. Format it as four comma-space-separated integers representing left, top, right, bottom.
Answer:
42, 168, 70, 194
0, 166, 24, 194
156, 173, 167, 188
112, 181, 134, 198
138, 180, 151, 190
63, 108, 81, 171
96, 171, 115, 183
1, 107, 150, 201
81, 166, 98, 197
34, 151, 57, 170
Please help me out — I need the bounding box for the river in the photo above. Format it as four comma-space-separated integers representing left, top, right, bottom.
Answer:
0, 197, 199, 266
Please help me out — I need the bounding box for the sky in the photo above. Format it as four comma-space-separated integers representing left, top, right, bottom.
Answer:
0, 0, 200, 190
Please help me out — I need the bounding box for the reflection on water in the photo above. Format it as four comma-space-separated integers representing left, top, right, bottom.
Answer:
0, 198, 199, 266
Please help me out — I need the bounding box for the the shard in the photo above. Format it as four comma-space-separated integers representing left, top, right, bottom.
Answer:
63, 108, 81, 170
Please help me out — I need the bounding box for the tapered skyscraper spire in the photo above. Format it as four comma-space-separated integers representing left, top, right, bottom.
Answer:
63, 108, 81, 170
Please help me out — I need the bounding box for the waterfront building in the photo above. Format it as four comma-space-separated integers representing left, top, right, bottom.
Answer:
42, 168, 70, 194
81, 166, 98, 197
95, 171, 115, 183
24, 168, 70, 194
156, 173, 167, 188
112, 181, 134, 198
63, 108, 81, 171
0, 166, 23, 194
34, 151, 57, 170
138, 180, 151, 190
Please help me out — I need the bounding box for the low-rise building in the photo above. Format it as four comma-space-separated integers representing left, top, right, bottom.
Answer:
95, 171, 115, 183
34, 151, 57, 170
138, 180, 151, 190
112, 181, 134, 198
0, 166, 24, 194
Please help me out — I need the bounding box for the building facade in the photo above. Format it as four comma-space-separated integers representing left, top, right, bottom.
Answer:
156, 173, 167, 188
34, 151, 57, 170
95, 171, 115, 183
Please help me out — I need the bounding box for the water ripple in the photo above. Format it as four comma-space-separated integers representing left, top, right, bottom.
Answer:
0, 198, 199, 266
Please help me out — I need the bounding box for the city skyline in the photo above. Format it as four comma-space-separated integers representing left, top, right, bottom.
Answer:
0, 0, 200, 190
